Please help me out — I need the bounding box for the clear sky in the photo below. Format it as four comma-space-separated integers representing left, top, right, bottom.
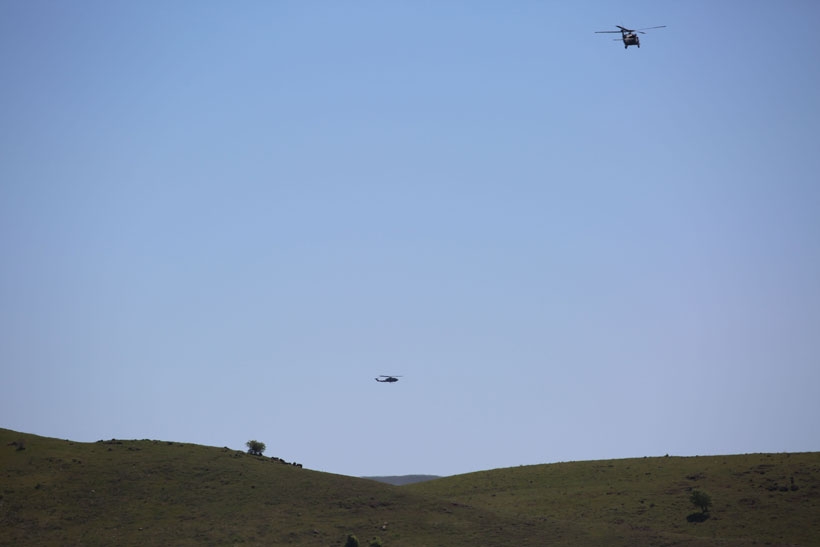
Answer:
2, 1, 819, 478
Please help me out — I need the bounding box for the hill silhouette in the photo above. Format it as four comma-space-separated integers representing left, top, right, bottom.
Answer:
2, 428, 819, 546
362, 475, 441, 486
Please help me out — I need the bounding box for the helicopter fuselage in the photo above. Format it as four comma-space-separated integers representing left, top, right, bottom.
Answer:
622, 32, 640, 48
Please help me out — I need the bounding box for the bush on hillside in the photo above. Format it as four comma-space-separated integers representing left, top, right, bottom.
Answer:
344, 534, 359, 547
689, 489, 712, 513
245, 440, 266, 456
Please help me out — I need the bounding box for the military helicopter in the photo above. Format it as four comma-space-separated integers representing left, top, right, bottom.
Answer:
595, 25, 666, 49
375, 375, 402, 383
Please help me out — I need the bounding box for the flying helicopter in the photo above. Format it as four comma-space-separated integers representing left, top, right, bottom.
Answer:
595, 25, 666, 49
375, 375, 402, 383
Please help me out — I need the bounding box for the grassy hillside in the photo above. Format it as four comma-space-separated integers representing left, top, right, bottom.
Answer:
2, 428, 819, 546
407, 452, 820, 546
0, 429, 546, 546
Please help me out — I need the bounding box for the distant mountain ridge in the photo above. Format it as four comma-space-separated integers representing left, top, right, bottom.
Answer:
362, 474, 441, 485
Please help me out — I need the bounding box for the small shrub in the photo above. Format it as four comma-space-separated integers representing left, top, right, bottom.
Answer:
344, 534, 359, 547
689, 489, 712, 513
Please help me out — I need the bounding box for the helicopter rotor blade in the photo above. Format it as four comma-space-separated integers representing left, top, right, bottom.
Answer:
636, 25, 666, 31
595, 30, 621, 34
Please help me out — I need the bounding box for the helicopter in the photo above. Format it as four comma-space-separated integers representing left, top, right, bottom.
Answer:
595, 25, 666, 49
375, 375, 402, 383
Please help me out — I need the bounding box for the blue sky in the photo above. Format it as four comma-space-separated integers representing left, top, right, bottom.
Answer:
2, 1, 819, 477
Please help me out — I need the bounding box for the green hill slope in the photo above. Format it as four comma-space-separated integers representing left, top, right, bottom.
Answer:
3, 428, 819, 546
0, 429, 545, 546
407, 452, 820, 546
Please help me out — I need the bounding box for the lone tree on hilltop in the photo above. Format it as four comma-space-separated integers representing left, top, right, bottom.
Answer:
690, 489, 712, 513
246, 440, 266, 456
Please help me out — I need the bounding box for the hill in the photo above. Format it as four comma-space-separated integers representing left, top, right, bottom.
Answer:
407, 452, 820, 546
362, 475, 441, 486
0, 428, 539, 546
2, 428, 819, 546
